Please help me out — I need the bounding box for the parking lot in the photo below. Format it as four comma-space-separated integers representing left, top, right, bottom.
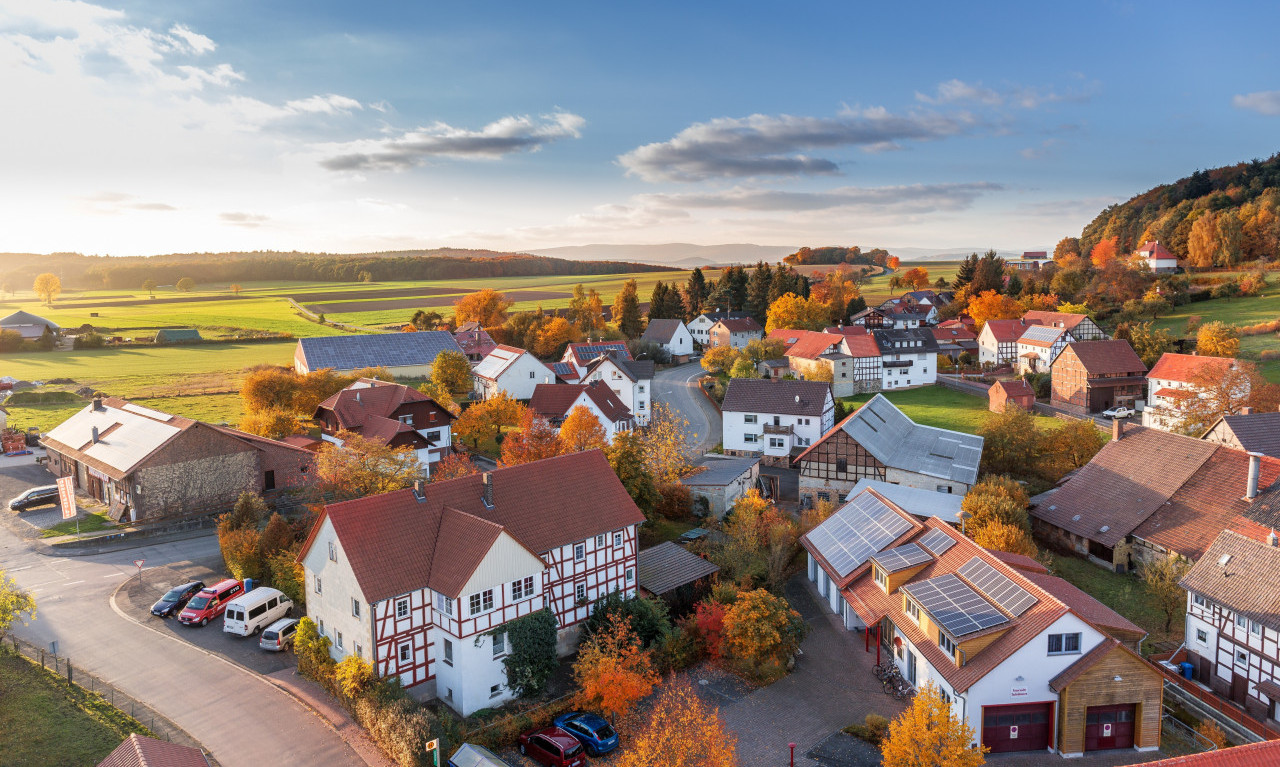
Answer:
0, 448, 116, 535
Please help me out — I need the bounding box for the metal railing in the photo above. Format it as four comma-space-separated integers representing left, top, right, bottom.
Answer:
1151, 660, 1280, 741
1162, 708, 1218, 752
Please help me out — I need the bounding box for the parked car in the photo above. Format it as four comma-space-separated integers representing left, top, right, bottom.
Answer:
178, 579, 244, 626
150, 581, 205, 618
223, 587, 292, 637
8, 485, 59, 512
1102, 405, 1135, 419
259, 617, 299, 651
552, 711, 619, 756
517, 727, 587, 767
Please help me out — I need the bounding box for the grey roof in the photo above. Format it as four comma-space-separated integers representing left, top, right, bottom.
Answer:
154, 328, 202, 343
834, 395, 982, 485
637, 542, 720, 595
681, 455, 760, 488
617, 358, 655, 380
296, 331, 463, 372
872, 327, 940, 353
1215, 412, 1280, 458
721, 378, 832, 417
845, 479, 966, 523
0, 310, 59, 330
1018, 324, 1069, 345
640, 319, 684, 344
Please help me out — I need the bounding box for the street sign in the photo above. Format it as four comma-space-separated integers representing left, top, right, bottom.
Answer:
425, 739, 439, 767
134, 559, 145, 569
56, 475, 76, 520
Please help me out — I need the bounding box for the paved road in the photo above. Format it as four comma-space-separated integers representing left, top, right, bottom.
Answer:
653, 361, 721, 453
0, 523, 367, 767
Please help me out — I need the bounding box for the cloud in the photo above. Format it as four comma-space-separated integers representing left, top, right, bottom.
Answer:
637, 182, 1001, 213
168, 23, 215, 55
1233, 90, 1280, 115
1019, 138, 1062, 160
915, 79, 1094, 109
219, 211, 269, 227
618, 107, 976, 182
916, 79, 1003, 106
79, 191, 177, 213
285, 94, 364, 115
317, 111, 586, 171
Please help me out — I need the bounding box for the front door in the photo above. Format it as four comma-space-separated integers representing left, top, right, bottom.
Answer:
1232, 673, 1249, 705
906, 649, 917, 685
1085, 704, 1136, 751
982, 702, 1053, 753
1198, 656, 1212, 684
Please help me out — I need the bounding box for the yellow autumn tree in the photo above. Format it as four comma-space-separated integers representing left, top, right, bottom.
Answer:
636, 402, 694, 484
559, 404, 608, 452
314, 431, 423, 499
765, 292, 829, 332
966, 290, 1023, 331
1196, 321, 1240, 358
454, 288, 514, 327
453, 392, 527, 448
972, 521, 1039, 558
1187, 212, 1219, 270
701, 345, 740, 374
239, 407, 299, 439
614, 679, 737, 767
572, 615, 658, 723
881, 682, 986, 767
33, 273, 61, 305
721, 588, 806, 671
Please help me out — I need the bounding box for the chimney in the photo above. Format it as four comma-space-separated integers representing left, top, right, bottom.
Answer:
92, 396, 102, 411
1112, 418, 1123, 442
355, 391, 361, 403
1247, 452, 1263, 500
412, 479, 425, 500
1269, 530, 1278, 548
481, 472, 494, 508
1240, 406, 1253, 416
91, 426, 99, 444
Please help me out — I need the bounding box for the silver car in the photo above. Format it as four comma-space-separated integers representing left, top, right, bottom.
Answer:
258, 617, 299, 651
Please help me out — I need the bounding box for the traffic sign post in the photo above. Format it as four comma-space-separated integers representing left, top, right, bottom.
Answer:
134, 559, 145, 584
425, 739, 439, 767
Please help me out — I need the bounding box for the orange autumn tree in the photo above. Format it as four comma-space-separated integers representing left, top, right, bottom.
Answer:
559, 405, 608, 452
453, 392, 526, 448
972, 521, 1039, 558
454, 288, 514, 327
1090, 236, 1119, 268
887, 255, 901, 269
901, 266, 931, 290
615, 679, 737, 767
572, 615, 658, 722
721, 588, 806, 671
966, 290, 1024, 331
500, 410, 563, 466
430, 453, 480, 482
882, 682, 986, 767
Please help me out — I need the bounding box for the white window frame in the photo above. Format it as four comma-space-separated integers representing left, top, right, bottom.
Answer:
436, 593, 454, 616
352, 598, 361, 619
614, 531, 624, 548
1048, 632, 1082, 655
336, 630, 344, 650
469, 589, 495, 616
1196, 628, 1208, 644
595, 534, 605, 547
328, 541, 337, 562
395, 598, 409, 619
938, 630, 956, 656
443, 638, 453, 666
625, 567, 634, 584
574, 543, 586, 562
744, 414, 758, 424
575, 582, 587, 602
399, 642, 412, 663
493, 632, 506, 658
314, 575, 322, 594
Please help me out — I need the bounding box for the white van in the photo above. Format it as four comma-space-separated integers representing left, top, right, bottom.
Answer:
222, 587, 292, 637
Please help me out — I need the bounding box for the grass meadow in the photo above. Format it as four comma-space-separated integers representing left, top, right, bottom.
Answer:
839, 384, 1063, 436
1151, 280, 1280, 382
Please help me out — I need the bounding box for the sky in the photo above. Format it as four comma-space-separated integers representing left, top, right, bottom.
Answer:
2, 0, 1279, 257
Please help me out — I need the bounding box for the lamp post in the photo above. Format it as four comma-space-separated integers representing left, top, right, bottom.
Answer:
789, 742, 796, 767
959, 510, 972, 535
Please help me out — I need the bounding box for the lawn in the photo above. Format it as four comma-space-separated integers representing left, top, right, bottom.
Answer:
0, 650, 154, 766
1049, 554, 1182, 651
1151, 284, 1280, 382
42, 511, 115, 538
839, 384, 1062, 436
5, 392, 248, 434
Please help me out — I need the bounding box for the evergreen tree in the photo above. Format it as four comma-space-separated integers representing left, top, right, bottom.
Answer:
612, 279, 643, 337
746, 262, 773, 323
1005, 272, 1024, 297
648, 281, 671, 320
724, 266, 749, 311
970, 250, 1006, 295
846, 295, 867, 316
685, 268, 707, 317
953, 252, 979, 289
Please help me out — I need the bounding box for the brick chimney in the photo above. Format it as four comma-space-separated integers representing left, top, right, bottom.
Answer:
412, 479, 425, 500
481, 471, 494, 508
1240, 406, 1253, 416
1247, 452, 1263, 500
92, 396, 102, 411
1112, 418, 1123, 442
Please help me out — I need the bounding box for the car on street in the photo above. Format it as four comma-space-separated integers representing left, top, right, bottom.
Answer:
1102, 405, 1135, 419
178, 579, 244, 626
8, 485, 59, 512
552, 711, 619, 756
150, 580, 206, 618
259, 617, 300, 651
517, 726, 588, 767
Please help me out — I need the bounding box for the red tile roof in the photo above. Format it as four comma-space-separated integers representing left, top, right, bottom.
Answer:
1064, 339, 1147, 376
715, 317, 764, 333
1021, 310, 1092, 332
993, 380, 1036, 400
932, 326, 977, 342
529, 382, 632, 424
454, 325, 496, 357
1045, 638, 1154, 692
314, 381, 446, 431
1138, 241, 1177, 262
1022, 572, 1145, 639
98, 734, 210, 767
983, 318, 1041, 342
844, 334, 882, 358
768, 329, 845, 360
358, 415, 429, 447
1136, 740, 1280, 766
824, 325, 869, 336
1148, 352, 1235, 383
987, 549, 1048, 573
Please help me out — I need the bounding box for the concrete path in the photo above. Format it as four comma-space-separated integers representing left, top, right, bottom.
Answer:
653, 361, 721, 453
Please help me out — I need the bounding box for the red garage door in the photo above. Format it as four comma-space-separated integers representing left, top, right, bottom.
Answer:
1085, 704, 1135, 751
983, 702, 1054, 753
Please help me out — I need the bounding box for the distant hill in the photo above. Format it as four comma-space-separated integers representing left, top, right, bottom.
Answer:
1079, 153, 1280, 265
528, 243, 797, 267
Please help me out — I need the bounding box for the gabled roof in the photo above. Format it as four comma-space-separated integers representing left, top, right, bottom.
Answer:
1137, 241, 1177, 261
767, 329, 845, 360
1022, 572, 1145, 639
98, 734, 210, 767
359, 415, 430, 447
1135, 740, 1280, 767
1047, 638, 1147, 692
1206, 411, 1280, 458
549, 361, 581, 382
1148, 352, 1234, 383
824, 325, 869, 336
845, 478, 965, 523
932, 325, 977, 342
582, 354, 654, 383
314, 380, 450, 431
42, 398, 196, 479
872, 327, 940, 353
640, 318, 686, 344
1017, 324, 1069, 347
297, 331, 463, 372
681, 455, 761, 487
798, 395, 982, 486
721, 378, 831, 417
1021, 310, 1092, 332
1022, 251, 1048, 259
154, 327, 202, 343
987, 549, 1048, 574
982, 318, 1042, 343
473, 345, 533, 381
529, 382, 632, 424
0, 310, 59, 329
564, 341, 631, 368
695, 310, 751, 323
992, 379, 1036, 400
1061, 340, 1147, 376
637, 542, 720, 595
713, 317, 764, 333
843, 334, 882, 358
1183, 531, 1280, 633
454, 324, 496, 356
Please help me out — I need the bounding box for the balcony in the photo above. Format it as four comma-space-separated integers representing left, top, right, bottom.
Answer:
763, 423, 793, 435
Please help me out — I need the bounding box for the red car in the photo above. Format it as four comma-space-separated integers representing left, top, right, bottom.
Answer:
178, 579, 243, 626
517, 726, 588, 767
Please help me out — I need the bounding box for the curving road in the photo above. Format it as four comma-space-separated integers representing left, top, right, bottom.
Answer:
653, 361, 721, 453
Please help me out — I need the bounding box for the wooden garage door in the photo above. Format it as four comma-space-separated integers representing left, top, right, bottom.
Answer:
982, 702, 1053, 753
1085, 704, 1135, 751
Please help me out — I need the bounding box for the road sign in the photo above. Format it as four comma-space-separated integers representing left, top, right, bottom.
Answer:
56, 476, 76, 520
134, 559, 145, 569
425, 739, 438, 767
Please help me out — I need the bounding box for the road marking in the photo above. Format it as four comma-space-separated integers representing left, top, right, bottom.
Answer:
9, 565, 35, 572
103, 572, 127, 578
64, 580, 85, 585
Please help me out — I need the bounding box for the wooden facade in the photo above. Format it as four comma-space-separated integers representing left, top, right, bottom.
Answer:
797, 429, 886, 504
1054, 644, 1162, 755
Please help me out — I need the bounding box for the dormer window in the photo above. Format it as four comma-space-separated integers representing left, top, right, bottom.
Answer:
938, 630, 957, 656
873, 565, 887, 591
398, 415, 413, 426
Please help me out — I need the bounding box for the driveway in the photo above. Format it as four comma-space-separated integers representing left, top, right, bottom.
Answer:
653, 361, 721, 453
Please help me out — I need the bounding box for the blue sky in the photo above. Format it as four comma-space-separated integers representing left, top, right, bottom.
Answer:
1, 0, 1278, 256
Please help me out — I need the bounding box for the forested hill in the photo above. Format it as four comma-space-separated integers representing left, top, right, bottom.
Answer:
0, 249, 670, 289
1079, 153, 1280, 266
782, 245, 894, 266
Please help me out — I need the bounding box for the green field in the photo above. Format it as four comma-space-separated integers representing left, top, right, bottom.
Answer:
1151, 281, 1280, 382
5, 393, 247, 434
840, 384, 1061, 436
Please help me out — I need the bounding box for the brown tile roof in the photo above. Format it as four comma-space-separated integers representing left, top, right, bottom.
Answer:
454, 325, 496, 356
994, 380, 1036, 399
1138, 241, 1177, 261
1148, 352, 1235, 383
1180, 530, 1280, 632
983, 318, 1041, 343
987, 549, 1048, 573
1030, 426, 1217, 548
932, 326, 977, 342
210, 425, 321, 457
768, 329, 846, 360
1022, 572, 1145, 639
1136, 736, 1280, 766
714, 317, 763, 333
98, 734, 210, 767
529, 382, 632, 424
358, 415, 429, 447
1063, 339, 1147, 376
824, 325, 869, 336
637, 542, 720, 595
314, 381, 446, 430
721, 378, 831, 417
1210, 411, 1280, 458
1021, 310, 1091, 332
640, 318, 684, 344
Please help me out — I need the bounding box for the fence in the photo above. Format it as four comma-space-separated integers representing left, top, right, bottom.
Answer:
1151, 660, 1280, 741
0, 633, 215, 762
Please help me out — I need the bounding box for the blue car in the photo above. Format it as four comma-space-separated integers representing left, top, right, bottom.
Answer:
552, 711, 619, 756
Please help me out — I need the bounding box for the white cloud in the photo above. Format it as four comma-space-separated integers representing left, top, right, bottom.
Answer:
637, 182, 1001, 213
78, 191, 178, 214
916, 79, 1003, 106
285, 94, 364, 115
1233, 90, 1280, 115
219, 211, 270, 227
618, 107, 976, 182
168, 23, 215, 55
915, 79, 1094, 109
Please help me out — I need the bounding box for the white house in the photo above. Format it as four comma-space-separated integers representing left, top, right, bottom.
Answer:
528, 381, 634, 442
1142, 352, 1242, 432
560, 341, 632, 378
721, 378, 835, 465
1136, 241, 1179, 274
688, 311, 751, 348
298, 451, 646, 716
472, 345, 553, 401
977, 319, 1042, 367
1016, 325, 1075, 375
580, 354, 654, 426
1021, 311, 1108, 342
872, 328, 939, 390
639, 319, 693, 360
708, 317, 764, 350
313, 379, 454, 472
803, 492, 1163, 757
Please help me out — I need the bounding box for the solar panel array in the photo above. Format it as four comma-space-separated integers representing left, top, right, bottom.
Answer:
872, 543, 933, 573
918, 528, 956, 556
902, 574, 1009, 638
807, 493, 913, 577
957, 557, 1039, 617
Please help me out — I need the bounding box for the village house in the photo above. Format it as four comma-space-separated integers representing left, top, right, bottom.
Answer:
639, 318, 693, 361
932, 324, 979, 362
721, 378, 834, 465
1011, 251, 1051, 270
42, 397, 313, 522
872, 299, 932, 327
873, 327, 939, 390
1022, 311, 1109, 342
1030, 421, 1280, 572
849, 307, 892, 329
796, 394, 982, 505
678, 454, 761, 518
1050, 340, 1148, 416
528, 381, 634, 442
803, 488, 1163, 757
472, 345, 552, 401
1136, 241, 1180, 274
989, 379, 1038, 413
293, 331, 464, 377
559, 341, 632, 378
756, 358, 791, 378
1142, 352, 1242, 432
687, 310, 750, 348
901, 290, 953, 310
579, 352, 653, 426
453, 322, 497, 363
297, 451, 645, 716
768, 329, 880, 397
708, 316, 764, 349
978, 318, 1042, 367
1202, 409, 1280, 457
313, 379, 454, 471
1180, 530, 1280, 722
1016, 325, 1075, 375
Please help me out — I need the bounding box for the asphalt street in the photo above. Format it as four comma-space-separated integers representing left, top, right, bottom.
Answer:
652, 360, 721, 453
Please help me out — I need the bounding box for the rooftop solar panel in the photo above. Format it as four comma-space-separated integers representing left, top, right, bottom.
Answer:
808, 491, 913, 578
957, 557, 1038, 617
918, 528, 956, 556
871, 543, 933, 573
903, 574, 1008, 638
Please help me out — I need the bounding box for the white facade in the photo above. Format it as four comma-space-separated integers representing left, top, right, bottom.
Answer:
687, 314, 717, 347
583, 357, 651, 426
1016, 331, 1074, 376
1142, 368, 1246, 432
557, 391, 632, 443
1184, 590, 1280, 716
651, 322, 693, 357
710, 321, 763, 350
722, 396, 835, 459
977, 325, 1019, 367
301, 518, 377, 669
473, 348, 551, 401
880, 350, 936, 390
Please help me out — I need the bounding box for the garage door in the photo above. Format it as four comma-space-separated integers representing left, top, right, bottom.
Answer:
982, 702, 1053, 753
1085, 704, 1135, 751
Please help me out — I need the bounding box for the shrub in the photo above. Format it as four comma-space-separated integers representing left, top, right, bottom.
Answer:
1195, 719, 1228, 750
721, 588, 806, 678
1184, 315, 1203, 336
653, 624, 702, 673
294, 617, 334, 680
0, 329, 21, 352
73, 332, 106, 349
690, 599, 727, 658
654, 482, 692, 520
844, 713, 892, 745
334, 655, 376, 700
1261, 350, 1280, 362
219, 527, 264, 581
582, 591, 671, 647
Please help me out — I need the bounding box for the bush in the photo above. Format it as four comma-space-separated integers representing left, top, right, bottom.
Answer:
654, 482, 692, 520
0, 329, 21, 352
1261, 350, 1280, 362
653, 624, 702, 673
295, 617, 334, 680
581, 591, 671, 647
334, 655, 376, 700
5, 390, 81, 405
844, 713, 892, 745
73, 332, 106, 349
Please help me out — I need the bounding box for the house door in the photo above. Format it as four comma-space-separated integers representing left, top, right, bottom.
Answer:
905, 649, 917, 685
982, 702, 1053, 753
1232, 673, 1249, 705
1084, 704, 1135, 751
1198, 656, 1212, 684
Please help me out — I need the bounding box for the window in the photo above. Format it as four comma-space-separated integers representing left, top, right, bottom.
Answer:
769, 437, 785, 448
336, 631, 344, 650
328, 541, 337, 562
398, 414, 413, 426
939, 687, 952, 706
743, 433, 759, 444
836, 458, 848, 473
528, 371, 535, 378
314, 575, 323, 594
443, 639, 453, 666
490, 684, 502, 699
744, 414, 758, 424
796, 437, 810, 447
1196, 629, 1208, 644
576, 582, 587, 602
873, 565, 887, 590
317, 619, 324, 635
614, 532, 624, 547
1237, 614, 1248, 630
905, 598, 920, 623
399, 642, 412, 663
1048, 633, 1082, 655
625, 567, 634, 584
512, 576, 534, 601
638, 400, 646, 410
493, 632, 507, 657
1251, 620, 1263, 636
595, 534, 605, 547
355, 643, 363, 659
1236, 649, 1249, 666
1193, 594, 1206, 608
938, 630, 956, 656
469, 589, 494, 615
817, 491, 831, 502
574, 543, 586, 561
396, 599, 409, 619
436, 594, 454, 616
352, 599, 361, 619
937, 485, 952, 494
426, 430, 441, 442
638, 385, 645, 393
